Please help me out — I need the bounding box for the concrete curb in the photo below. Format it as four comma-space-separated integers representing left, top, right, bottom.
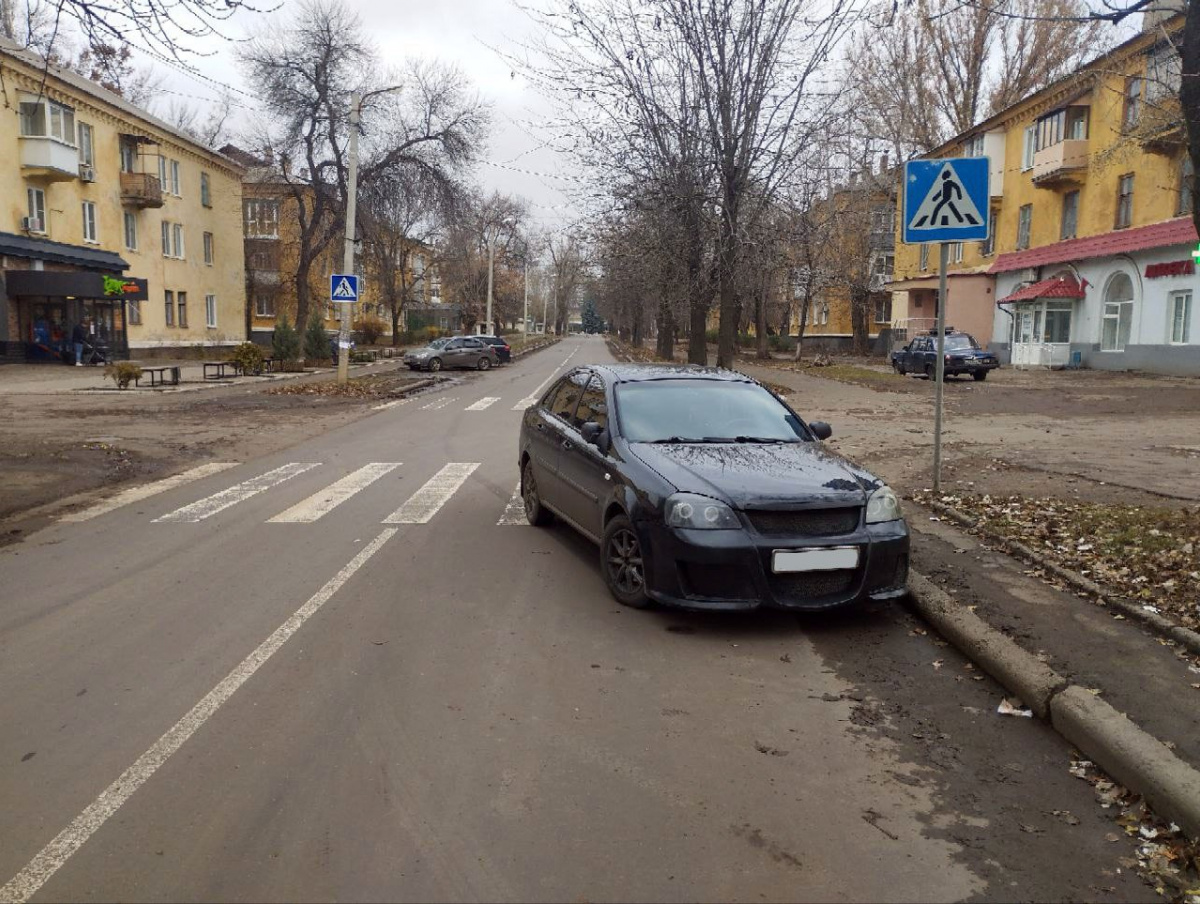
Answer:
509, 338, 560, 361
919, 498, 1200, 657
908, 569, 1200, 839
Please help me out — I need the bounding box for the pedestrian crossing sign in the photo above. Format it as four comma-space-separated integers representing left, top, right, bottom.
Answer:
903, 158, 990, 244
330, 273, 359, 303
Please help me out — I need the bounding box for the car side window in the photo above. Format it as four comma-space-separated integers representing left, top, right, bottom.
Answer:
540, 377, 568, 411
465, 338, 483, 348
551, 371, 588, 424
574, 375, 608, 430
446, 339, 463, 349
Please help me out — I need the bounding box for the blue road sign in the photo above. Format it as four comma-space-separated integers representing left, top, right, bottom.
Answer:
903, 158, 990, 244
330, 273, 359, 303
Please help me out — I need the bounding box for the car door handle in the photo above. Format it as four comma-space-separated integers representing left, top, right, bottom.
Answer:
536, 423, 545, 432
562, 440, 574, 450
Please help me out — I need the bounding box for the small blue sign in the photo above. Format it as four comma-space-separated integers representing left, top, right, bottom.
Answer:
330, 273, 359, 303
903, 158, 990, 244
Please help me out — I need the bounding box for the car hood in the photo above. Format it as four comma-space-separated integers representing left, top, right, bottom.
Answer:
628, 441, 883, 509
406, 348, 435, 357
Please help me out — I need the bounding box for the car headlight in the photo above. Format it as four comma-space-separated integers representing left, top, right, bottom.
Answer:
665, 493, 740, 530
865, 486, 902, 524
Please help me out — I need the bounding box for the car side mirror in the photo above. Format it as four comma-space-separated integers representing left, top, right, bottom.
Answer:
809, 421, 832, 440
581, 422, 603, 445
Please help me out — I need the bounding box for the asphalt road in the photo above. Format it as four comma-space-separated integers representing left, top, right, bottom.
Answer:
0, 336, 1156, 903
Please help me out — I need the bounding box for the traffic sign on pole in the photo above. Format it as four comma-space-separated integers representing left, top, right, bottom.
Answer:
903, 158, 990, 244
330, 273, 359, 303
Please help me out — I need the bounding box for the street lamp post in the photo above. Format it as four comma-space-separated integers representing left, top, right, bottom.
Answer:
336, 92, 361, 386
522, 256, 529, 335
485, 236, 495, 335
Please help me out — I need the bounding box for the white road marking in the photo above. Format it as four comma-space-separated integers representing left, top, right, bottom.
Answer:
152, 463, 319, 523
465, 397, 500, 411
60, 462, 238, 523
383, 462, 479, 524
497, 483, 527, 526
267, 463, 401, 523
372, 398, 411, 411
512, 352, 579, 410
0, 528, 398, 904
420, 397, 457, 411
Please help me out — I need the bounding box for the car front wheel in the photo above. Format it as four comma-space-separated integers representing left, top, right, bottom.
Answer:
427, 358, 442, 372
477, 356, 492, 371
601, 514, 651, 609
893, 360, 906, 375
973, 371, 988, 382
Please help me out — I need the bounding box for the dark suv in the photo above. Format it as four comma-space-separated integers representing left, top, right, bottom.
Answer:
476, 335, 512, 363
891, 329, 999, 381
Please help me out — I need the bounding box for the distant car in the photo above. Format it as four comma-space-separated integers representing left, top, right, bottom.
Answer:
517, 364, 909, 611
404, 336, 498, 372
476, 335, 512, 363
892, 329, 999, 381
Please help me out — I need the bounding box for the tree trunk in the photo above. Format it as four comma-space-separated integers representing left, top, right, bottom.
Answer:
716, 239, 738, 369
631, 302, 644, 348
754, 289, 769, 359
656, 295, 676, 361
850, 288, 871, 356
295, 267, 311, 341
686, 230, 708, 365
1183, 0, 1200, 240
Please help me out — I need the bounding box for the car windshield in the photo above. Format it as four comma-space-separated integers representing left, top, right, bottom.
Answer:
428, 338, 450, 349
615, 379, 808, 443
944, 335, 980, 350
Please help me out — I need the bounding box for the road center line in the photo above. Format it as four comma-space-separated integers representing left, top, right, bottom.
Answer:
513, 349, 579, 410
0, 528, 399, 904
267, 462, 401, 523
465, 397, 500, 411
152, 462, 320, 523
420, 397, 457, 411
60, 462, 239, 523
383, 462, 479, 524
371, 398, 411, 411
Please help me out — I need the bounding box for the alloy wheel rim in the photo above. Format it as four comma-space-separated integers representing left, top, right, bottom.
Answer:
523, 472, 538, 518
607, 528, 644, 595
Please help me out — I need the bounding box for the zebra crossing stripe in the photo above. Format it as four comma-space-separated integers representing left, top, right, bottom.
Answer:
496, 483, 527, 526
372, 398, 411, 411
383, 462, 479, 524
153, 463, 319, 523
267, 463, 401, 523
512, 397, 538, 411
61, 462, 238, 523
420, 397, 457, 411
466, 397, 500, 411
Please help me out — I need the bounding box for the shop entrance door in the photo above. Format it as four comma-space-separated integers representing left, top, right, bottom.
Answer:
25, 300, 69, 361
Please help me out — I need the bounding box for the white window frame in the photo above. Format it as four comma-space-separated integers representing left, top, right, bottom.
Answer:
950, 242, 963, 263
177, 291, 188, 328
1116, 174, 1134, 229
1022, 126, 1036, 171
164, 289, 175, 327
1169, 290, 1192, 345
919, 244, 929, 271
255, 294, 276, 318
162, 220, 171, 258
1101, 274, 1134, 352
205, 294, 218, 328
203, 231, 214, 265
172, 223, 185, 259
244, 199, 280, 239
170, 159, 181, 196
1017, 205, 1032, 250
158, 155, 168, 187
77, 122, 94, 166
124, 212, 138, 251
82, 201, 98, 243
1061, 190, 1079, 241
27, 186, 46, 226
200, 172, 211, 208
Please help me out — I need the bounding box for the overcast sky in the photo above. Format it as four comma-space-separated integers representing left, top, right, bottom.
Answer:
140, 0, 577, 229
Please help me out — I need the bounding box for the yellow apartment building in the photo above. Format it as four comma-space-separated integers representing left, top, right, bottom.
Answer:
889, 11, 1196, 375
0, 37, 247, 363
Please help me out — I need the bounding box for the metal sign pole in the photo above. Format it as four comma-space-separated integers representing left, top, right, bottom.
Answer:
933, 241, 949, 491
337, 92, 361, 386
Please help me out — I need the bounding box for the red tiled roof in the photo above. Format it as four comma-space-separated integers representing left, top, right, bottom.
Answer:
989, 217, 1198, 274
998, 275, 1085, 304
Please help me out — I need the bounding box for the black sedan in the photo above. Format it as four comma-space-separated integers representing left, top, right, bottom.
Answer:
476, 335, 512, 363
517, 364, 909, 611
891, 330, 999, 381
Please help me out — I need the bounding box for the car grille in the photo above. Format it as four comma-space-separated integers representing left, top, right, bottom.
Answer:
680, 563, 757, 600
746, 507, 860, 537
769, 569, 857, 603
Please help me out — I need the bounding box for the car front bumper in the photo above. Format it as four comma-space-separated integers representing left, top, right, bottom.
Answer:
638, 518, 909, 612
945, 358, 998, 375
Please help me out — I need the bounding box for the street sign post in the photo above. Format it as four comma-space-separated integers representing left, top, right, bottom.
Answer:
902, 158, 990, 491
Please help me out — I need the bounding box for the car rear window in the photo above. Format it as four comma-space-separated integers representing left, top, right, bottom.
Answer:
944, 335, 980, 350
614, 379, 807, 443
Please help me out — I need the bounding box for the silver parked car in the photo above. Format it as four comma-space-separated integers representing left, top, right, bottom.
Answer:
404, 336, 498, 372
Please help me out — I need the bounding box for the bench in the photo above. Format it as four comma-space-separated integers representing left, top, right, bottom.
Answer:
203, 361, 238, 380
134, 365, 181, 387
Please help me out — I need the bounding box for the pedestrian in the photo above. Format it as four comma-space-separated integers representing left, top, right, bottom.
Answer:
71, 320, 86, 366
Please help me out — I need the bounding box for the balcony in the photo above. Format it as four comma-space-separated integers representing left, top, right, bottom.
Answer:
1032, 140, 1089, 188
19, 136, 80, 182
120, 172, 164, 208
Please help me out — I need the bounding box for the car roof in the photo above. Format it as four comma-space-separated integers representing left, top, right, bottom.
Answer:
588, 363, 756, 385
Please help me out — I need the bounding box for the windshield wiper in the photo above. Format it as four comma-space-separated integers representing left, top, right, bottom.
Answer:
729, 435, 797, 444
648, 436, 706, 444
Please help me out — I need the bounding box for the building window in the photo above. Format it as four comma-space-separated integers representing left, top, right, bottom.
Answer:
124, 212, 138, 250
82, 201, 97, 243
158, 155, 168, 187
77, 122, 94, 166
26, 186, 46, 228
1116, 173, 1134, 229
981, 210, 996, 256
1036, 110, 1064, 151
950, 242, 963, 263
1180, 156, 1195, 217
1044, 300, 1073, 344
19, 99, 75, 143
1122, 76, 1142, 130
173, 223, 185, 258
820, 303, 830, 326
1060, 190, 1079, 240
1147, 43, 1182, 103
206, 294, 218, 328
128, 299, 142, 325
164, 290, 175, 327
1101, 273, 1134, 352
1170, 290, 1192, 345
119, 138, 136, 174
873, 297, 893, 324
1066, 107, 1088, 140
169, 159, 181, 196
1017, 204, 1032, 250
203, 232, 214, 265
255, 294, 276, 317
200, 172, 211, 208
162, 221, 171, 257
1022, 126, 1036, 170
244, 199, 280, 238
871, 252, 894, 284
177, 291, 188, 328
964, 133, 984, 157
919, 244, 929, 271
870, 208, 894, 233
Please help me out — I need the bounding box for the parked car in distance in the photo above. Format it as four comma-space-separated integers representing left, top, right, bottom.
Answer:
891, 329, 999, 381
517, 364, 909, 612
404, 336, 498, 372
476, 335, 512, 363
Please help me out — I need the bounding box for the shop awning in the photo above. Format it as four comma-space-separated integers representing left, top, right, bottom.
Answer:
0, 231, 129, 270
989, 217, 1198, 274
998, 275, 1085, 304
4, 270, 148, 300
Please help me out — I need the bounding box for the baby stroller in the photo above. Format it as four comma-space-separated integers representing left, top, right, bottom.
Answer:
81, 338, 109, 366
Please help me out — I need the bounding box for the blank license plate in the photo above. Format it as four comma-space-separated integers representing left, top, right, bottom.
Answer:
772, 547, 860, 573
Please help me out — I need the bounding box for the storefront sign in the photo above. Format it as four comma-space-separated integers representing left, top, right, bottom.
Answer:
4, 270, 148, 300
103, 275, 147, 298
1144, 260, 1196, 279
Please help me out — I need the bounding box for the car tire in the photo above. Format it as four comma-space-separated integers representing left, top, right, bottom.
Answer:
477, 356, 492, 371
522, 461, 554, 527
973, 371, 988, 382
601, 514, 652, 609
924, 363, 934, 379
893, 360, 906, 375
428, 358, 442, 372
